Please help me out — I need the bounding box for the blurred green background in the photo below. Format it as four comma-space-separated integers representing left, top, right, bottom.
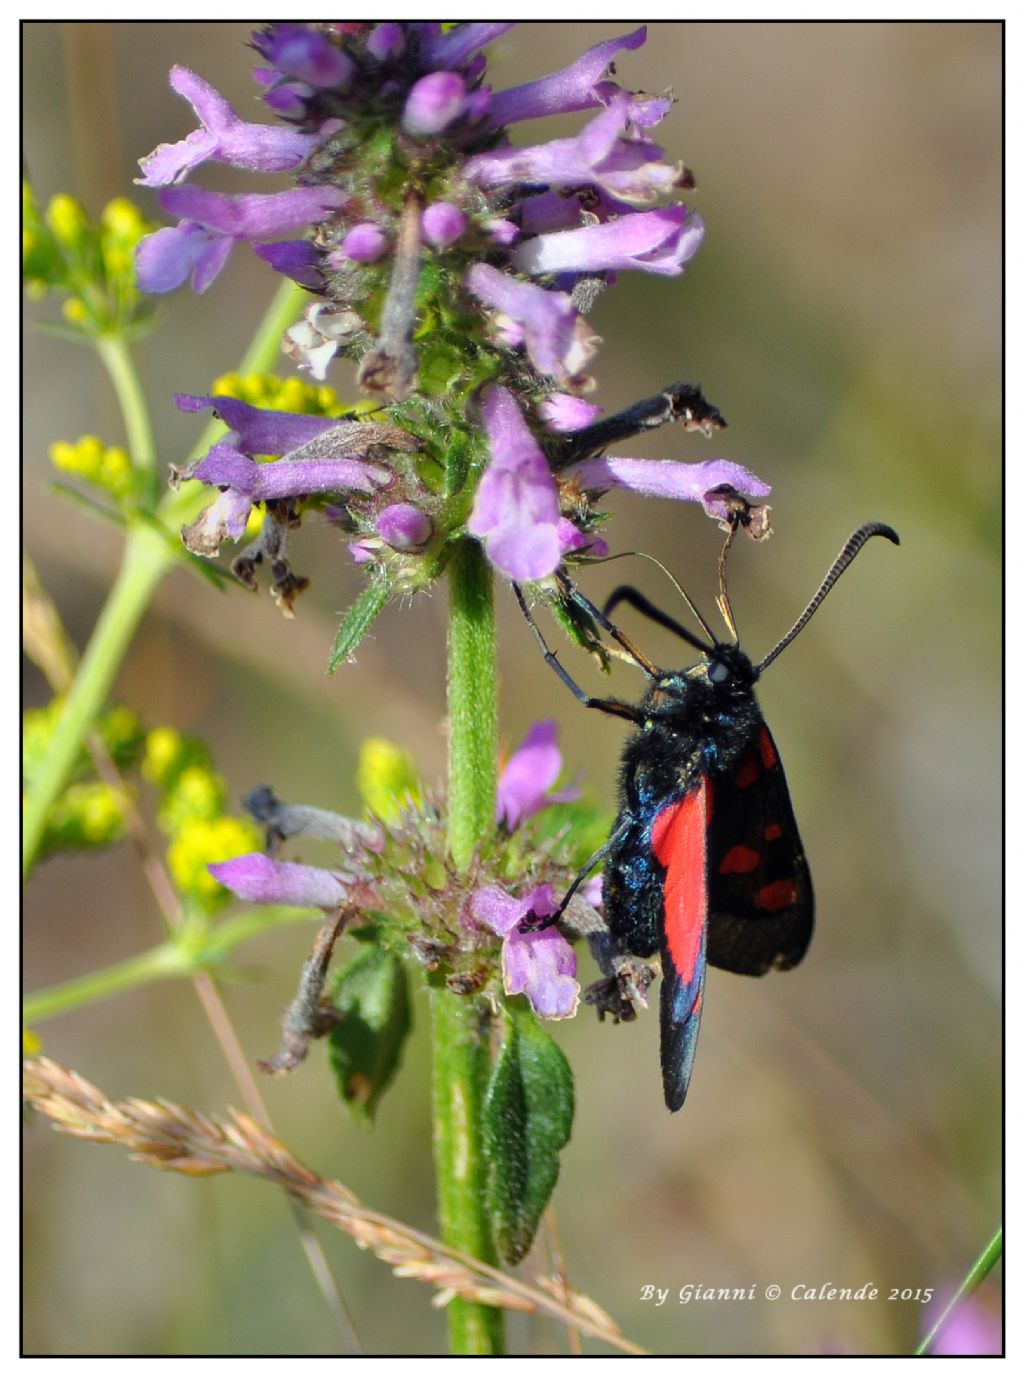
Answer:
23, 21, 1001, 1357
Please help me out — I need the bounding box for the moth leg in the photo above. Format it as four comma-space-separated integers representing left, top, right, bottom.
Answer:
602, 585, 711, 653
519, 829, 622, 933
513, 583, 643, 723
555, 569, 661, 677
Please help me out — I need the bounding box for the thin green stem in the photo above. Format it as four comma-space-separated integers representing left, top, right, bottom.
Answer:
430, 991, 504, 1355
431, 538, 503, 1355
22, 941, 189, 1024
96, 334, 158, 505
23, 279, 305, 878
446, 539, 498, 870
915, 1227, 1002, 1355
22, 525, 171, 876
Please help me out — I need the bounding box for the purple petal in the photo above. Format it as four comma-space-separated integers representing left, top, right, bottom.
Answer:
137, 66, 317, 186
193, 448, 386, 499
497, 720, 563, 830
375, 502, 432, 549
466, 94, 677, 204
253, 239, 325, 288
209, 853, 349, 908
403, 71, 467, 137
175, 394, 359, 457
421, 201, 467, 250
488, 27, 646, 125
158, 184, 347, 239
472, 885, 530, 938
254, 24, 354, 88
557, 518, 609, 560
180, 485, 253, 556
338, 222, 389, 262
136, 223, 231, 294
468, 386, 563, 580
419, 22, 515, 70
514, 206, 704, 278
565, 456, 771, 511
537, 394, 603, 432
465, 264, 596, 382
366, 23, 406, 62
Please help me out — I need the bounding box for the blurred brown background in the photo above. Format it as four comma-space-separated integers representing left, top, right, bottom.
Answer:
23, 22, 1001, 1357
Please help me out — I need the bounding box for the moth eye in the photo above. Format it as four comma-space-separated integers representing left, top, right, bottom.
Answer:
708, 660, 730, 684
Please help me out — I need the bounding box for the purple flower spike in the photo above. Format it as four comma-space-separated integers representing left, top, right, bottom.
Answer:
465, 94, 678, 205
472, 884, 580, 1020
403, 71, 467, 137
421, 202, 467, 250
514, 205, 704, 278
254, 23, 355, 89
210, 852, 350, 909
497, 720, 580, 832
466, 264, 597, 384
488, 26, 647, 126
338, 222, 389, 262
468, 386, 563, 580
375, 503, 432, 550
137, 66, 317, 186
564, 455, 771, 520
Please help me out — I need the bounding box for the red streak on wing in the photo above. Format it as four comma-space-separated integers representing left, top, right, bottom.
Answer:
735, 755, 760, 788
651, 779, 709, 983
754, 878, 798, 912
759, 727, 778, 769
720, 844, 760, 874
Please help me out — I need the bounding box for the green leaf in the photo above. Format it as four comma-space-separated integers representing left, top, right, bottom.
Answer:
327, 945, 412, 1126
327, 574, 390, 676
483, 1003, 575, 1265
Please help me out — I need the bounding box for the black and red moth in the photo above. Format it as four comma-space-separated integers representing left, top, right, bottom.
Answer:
516, 521, 899, 1112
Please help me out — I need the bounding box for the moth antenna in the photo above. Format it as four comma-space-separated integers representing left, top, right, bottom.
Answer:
715, 520, 739, 642
756, 523, 900, 673
581, 549, 716, 642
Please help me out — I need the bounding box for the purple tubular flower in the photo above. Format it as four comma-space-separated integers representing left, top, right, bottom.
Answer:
472, 884, 580, 1019
338, 222, 389, 262
253, 240, 325, 289
193, 442, 387, 499
465, 95, 679, 205
403, 71, 467, 137
564, 455, 771, 521
374, 503, 432, 549
497, 720, 580, 831
175, 393, 391, 461
465, 264, 597, 383
210, 853, 351, 909
137, 184, 347, 294
254, 23, 355, 88
418, 21, 515, 70
487, 26, 647, 126
136, 66, 317, 186
514, 205, 704, 278
467, 386, 563, 580
421, 202, 467, 249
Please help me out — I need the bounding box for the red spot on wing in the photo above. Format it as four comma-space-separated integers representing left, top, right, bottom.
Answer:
754, 878, 798, 912
735, 754, 760, 788
759, 727, 778, 769
763, 823, 783, 841
720, 844, 760, 874
651, 780, 709, 983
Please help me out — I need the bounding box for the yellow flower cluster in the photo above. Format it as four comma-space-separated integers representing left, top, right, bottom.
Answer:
49, 435, 133, 500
